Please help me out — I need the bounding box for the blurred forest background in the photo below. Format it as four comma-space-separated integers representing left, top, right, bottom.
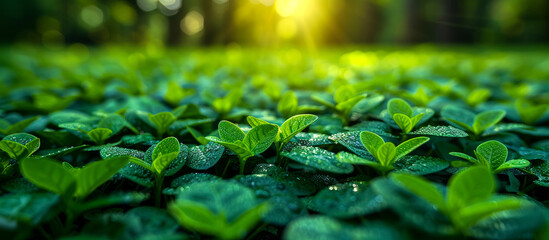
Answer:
1, 0, 548, 48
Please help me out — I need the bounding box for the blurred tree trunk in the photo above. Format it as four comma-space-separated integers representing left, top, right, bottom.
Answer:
403, 0, 421, 43
167, 9, 185, 45
202, 0, 215, 45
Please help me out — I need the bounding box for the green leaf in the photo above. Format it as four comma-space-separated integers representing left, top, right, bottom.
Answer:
0, 140, 28, 160
206, 136, 252, 160
441, 106, 475, 132
308, 182, 386, 218
223, 203, 269, 239
391, 173, 445, 209
282, 146, 354, 174
454, 197, 522, 229
75, 156, 130, 198
243, 124, 278, 155
169, 181, 260, 239
148, 112, 176, 136
377, 142, 396, 167
218, 120, 245, 142
186, 142, 225, 170
448, 166, 495, 210
449, 152, 479, 164
165, 81, 194, 106
152, 137, 181, 174
246, 116, 272, 128
279, 114, 318, 143
410, 113, 424, 127
0, 116, 39, 136
0, 133, 40, 159
494, 159, 530, 173
473, 110, 506, 135
393, 113, 413, 133
336, 151, 381, 169
335, 95, 366, 113
169, 199, 227, 236
359, 131, 385, 160
87, 128, 112, 145
393, 155, 449, 175
388, 98, 413, 117
516, 99, 549, 125
394, 137, 429, 161
20, 158, 76, 196
186, 126, 208, 145
409, 125, 469, 138
278, 91, 299, 119
98, 114, 128, 135
475, 140, 508, 170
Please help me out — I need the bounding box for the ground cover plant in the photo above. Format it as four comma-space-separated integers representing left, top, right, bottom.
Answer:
0, 47, 549, 239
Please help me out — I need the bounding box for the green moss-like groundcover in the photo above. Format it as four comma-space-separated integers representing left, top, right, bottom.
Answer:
0, 47, 549, 239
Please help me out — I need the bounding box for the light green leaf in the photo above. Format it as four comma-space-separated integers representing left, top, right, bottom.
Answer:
449, 152, 479, 164
393, 113, 413, 133
441, 106, 476, 128
455, 197, 522, 229
394, 137, 429, 161
473, 110, 506, 135
278, 91, 299, 119
494, 159, 530, 173
246, 116, 272, 128
335, 95, 366, 114
448, 166, 495, 211
169, 199, 227, 236
243, 124, 278, 155
20, 158, 76, 196
152, 137, 181, 174
388, 98, 413, 117
75, 156, 130, 198
391, 173, 445, 209
218, 120, 245, 142
149, 112, 176, 136
336, 151, 382, 168
410, 113, 424, 127
475, 140, 508, 170
0, 116, 39, 135
0, 140, 28, 160
359, 131, 385, 160
280, 114, 318, 143
87, 128, 112, 145
224, 203, 269, 239
409, 125, 469, 138
377, 142, 396, 166
206, 136, 252, 160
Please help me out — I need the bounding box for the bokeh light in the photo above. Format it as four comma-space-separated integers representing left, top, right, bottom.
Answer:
80, 5, 104, 28
180, 11, 204, 36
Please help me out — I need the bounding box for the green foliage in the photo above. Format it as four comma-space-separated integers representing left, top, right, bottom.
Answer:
0, 133, 40, 160
148, 112, 176, 137
0, 117, 39, 136
165, 81, 195, 106
20, 156, 129, 199
387, 166, 529, 234
387, 98, 425, 134
354, 131, 429, 174
206, 120, 278, 174
168, 181, 268, 239
442, 106, 506, 136
450, 140, 530, 172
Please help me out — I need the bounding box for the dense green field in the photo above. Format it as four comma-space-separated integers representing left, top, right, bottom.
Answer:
1, 46, 549, 239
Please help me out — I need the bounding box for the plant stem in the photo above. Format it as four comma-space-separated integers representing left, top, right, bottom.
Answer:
239, 158, 246, 175
246, 222, 267, 240
38, 225, 53, 240
155, 175, 164, 207
221, 158, 231, 178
